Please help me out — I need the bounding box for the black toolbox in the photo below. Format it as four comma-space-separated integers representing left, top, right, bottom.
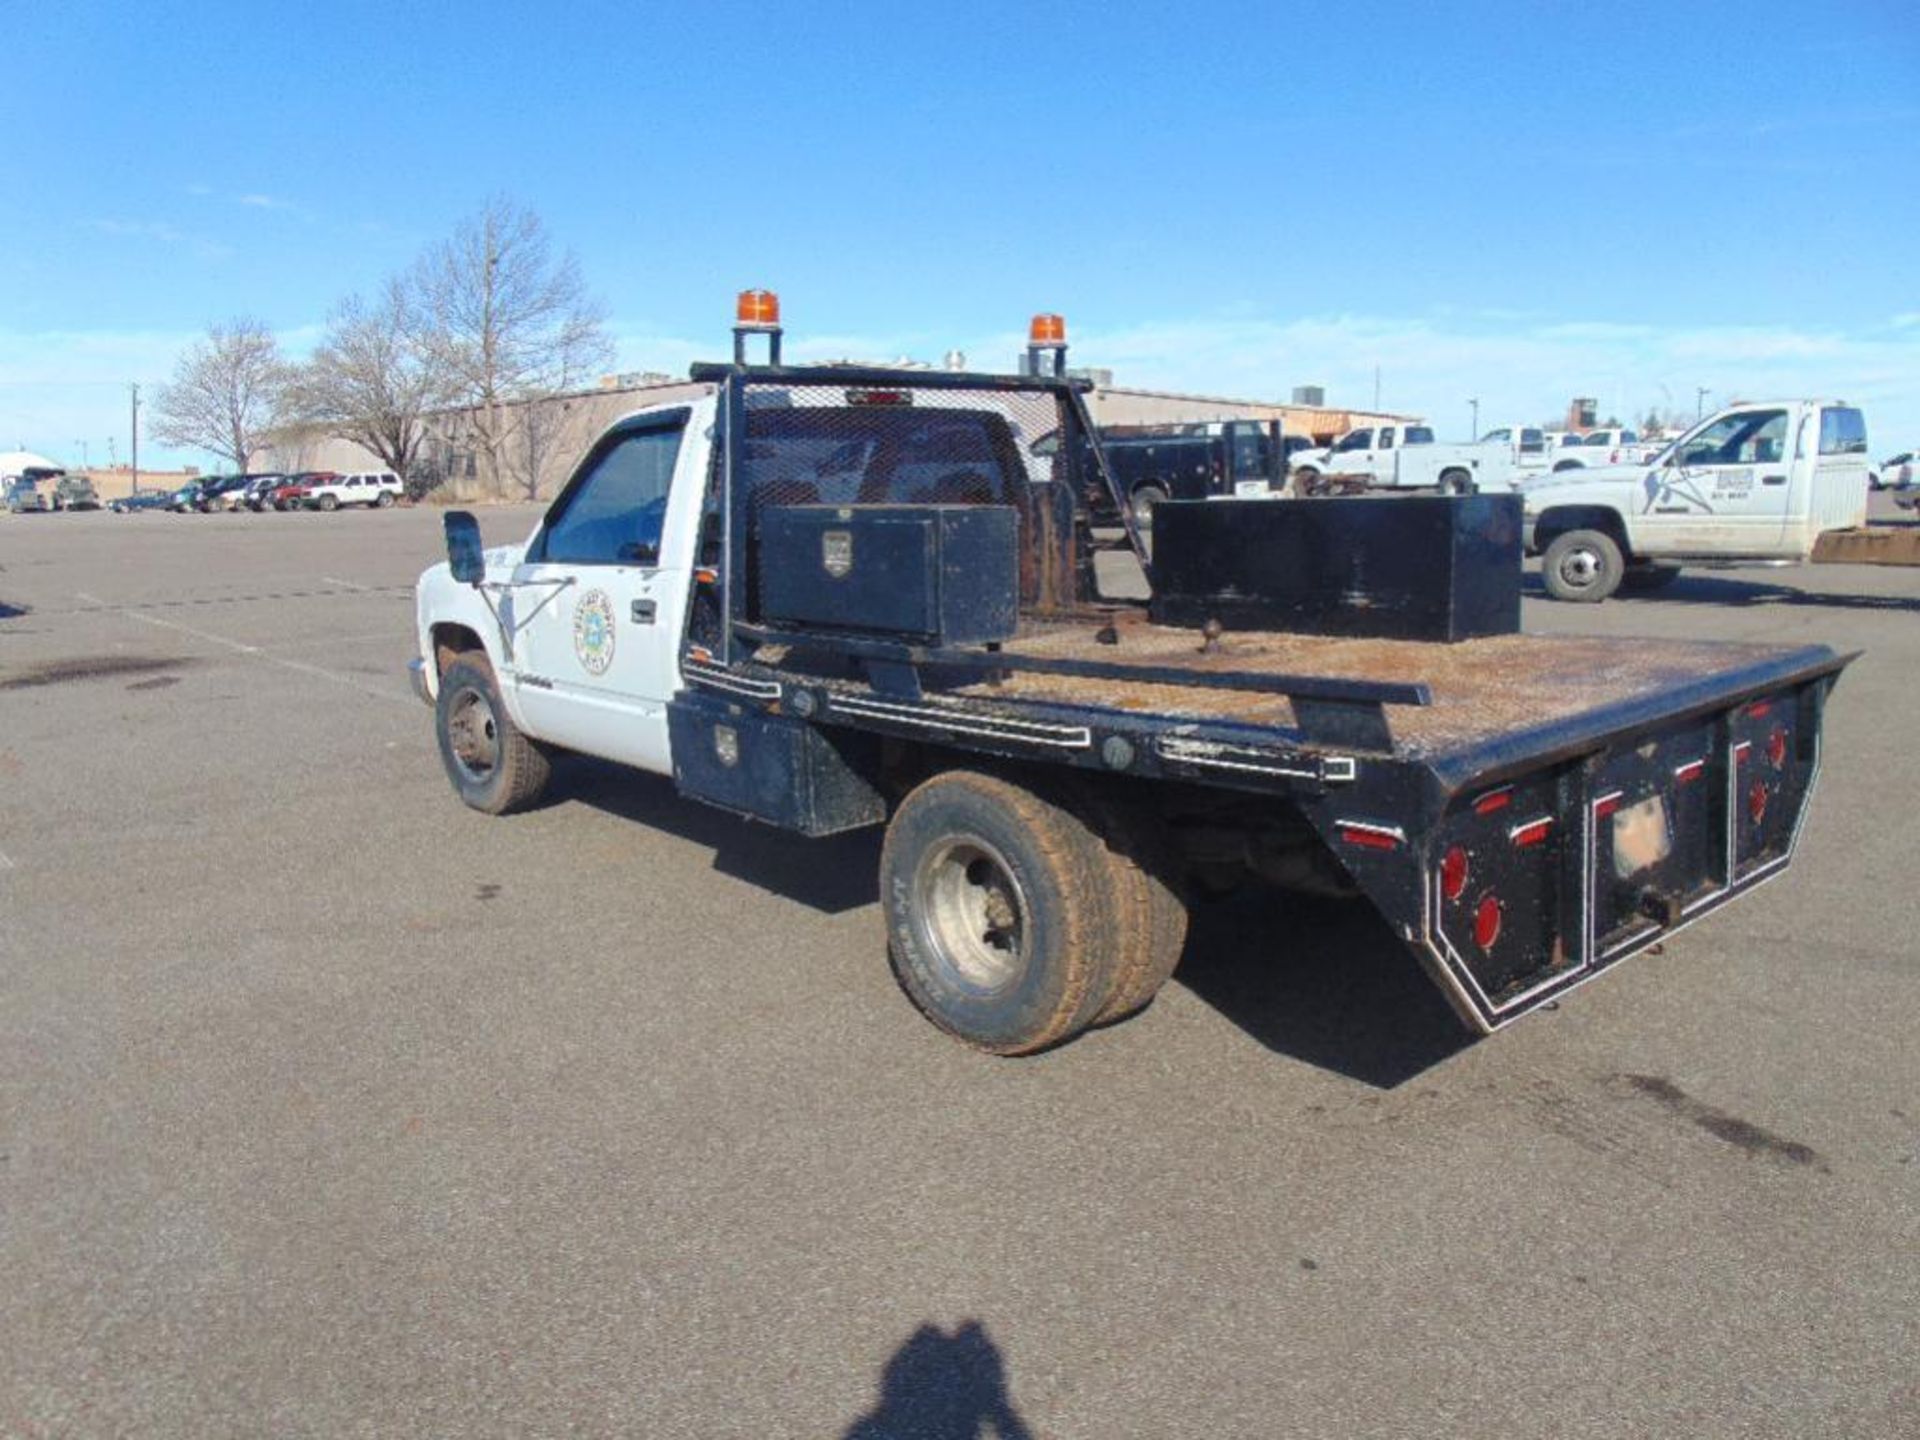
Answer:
758, 504, 1019, 646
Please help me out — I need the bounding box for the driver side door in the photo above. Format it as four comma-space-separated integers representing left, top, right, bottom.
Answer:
508, 410, 696, 775
1647, 407, 1791, 556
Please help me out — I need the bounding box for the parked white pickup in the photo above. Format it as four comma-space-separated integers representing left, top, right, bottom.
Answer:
1521, 400, 1875, 600
304, 472, 402, 510
1291, 422, 1551, 494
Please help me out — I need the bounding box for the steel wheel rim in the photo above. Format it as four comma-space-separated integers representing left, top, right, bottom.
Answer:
913, 835, 1027, 992
1557, 546, 1602, 589
447, 687, 500, 780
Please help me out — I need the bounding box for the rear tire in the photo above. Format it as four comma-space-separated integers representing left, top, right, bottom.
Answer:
1541, 528, 1625, 602
1072, 787, 1190, 1024
374, 491, 395, 508
318, 494, 339, 512
434, 654, 550, 815
881, 769, 1120, 1055
1440, 469, 1476, 495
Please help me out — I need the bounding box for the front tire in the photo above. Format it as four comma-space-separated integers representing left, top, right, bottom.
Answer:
1541, 528, 1625, 602
881, 770, 1120, 1054
434, 655, 551, 815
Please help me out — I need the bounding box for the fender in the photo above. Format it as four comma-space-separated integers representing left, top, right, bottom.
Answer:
415, 552, 540, 732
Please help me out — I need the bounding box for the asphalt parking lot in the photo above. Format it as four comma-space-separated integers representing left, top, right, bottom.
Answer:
3, 503, 1917, 1438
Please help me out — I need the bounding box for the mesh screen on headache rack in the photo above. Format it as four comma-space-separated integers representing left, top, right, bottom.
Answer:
737, 383, 1071, 518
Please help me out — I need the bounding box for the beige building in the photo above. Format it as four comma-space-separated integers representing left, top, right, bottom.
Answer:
253, 371, 1410, 503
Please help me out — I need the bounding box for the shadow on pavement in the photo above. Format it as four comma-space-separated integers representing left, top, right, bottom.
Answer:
1169, 887, 1474, 1089
843, 1321, 1033, 1440
555, 756, 1473, 1086
1521, 569, 1920, 613
550, 756, 881, 915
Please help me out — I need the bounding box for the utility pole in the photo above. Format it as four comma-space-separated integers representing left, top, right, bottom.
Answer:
1373, 365, 1381, 411
1468, 398, 1480, 440
1695, 386, 1710, 420
130, 382, 141, 492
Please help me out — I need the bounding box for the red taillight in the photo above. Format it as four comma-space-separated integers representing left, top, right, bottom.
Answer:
1509, 817, 1552, 848
1441, 845, 1469, 901
1594, 791, 1624, 820
1338, 824, 1401, 851
1473, 788, 1512, 816
1473, 895, 1503, 950
1748, 700, 1772, 719
1767, 726, 1787, 768
1749, 781, 1768, 825
1673, 759, 1706, 785
1733, 740, 1752, 766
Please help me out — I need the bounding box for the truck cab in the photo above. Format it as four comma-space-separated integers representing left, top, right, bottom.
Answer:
1522, 400, 1871, 600
1289, 422, 1438, 490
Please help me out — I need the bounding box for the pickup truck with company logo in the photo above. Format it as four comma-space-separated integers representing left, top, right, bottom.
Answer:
408, 297, 1851, 1056
1521, 399, 1920, 600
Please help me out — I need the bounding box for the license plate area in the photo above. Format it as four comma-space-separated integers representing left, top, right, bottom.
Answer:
1591, 720, 1726, 953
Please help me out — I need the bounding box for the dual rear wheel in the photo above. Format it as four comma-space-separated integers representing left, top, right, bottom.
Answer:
881, 770, 1188, 1054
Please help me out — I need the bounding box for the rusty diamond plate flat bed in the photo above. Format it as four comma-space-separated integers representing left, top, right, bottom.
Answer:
735, 611, 1848, 798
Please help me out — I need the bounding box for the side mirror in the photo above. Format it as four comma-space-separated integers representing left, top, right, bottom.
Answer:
444, 510, 486, 586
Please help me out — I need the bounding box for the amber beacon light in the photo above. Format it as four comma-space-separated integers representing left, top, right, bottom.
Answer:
1025, 311, 1069, 377
732, 288, 784, 365
736, 289, 781, 328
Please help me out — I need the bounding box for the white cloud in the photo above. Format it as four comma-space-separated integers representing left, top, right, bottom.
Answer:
237, 193, 293, 211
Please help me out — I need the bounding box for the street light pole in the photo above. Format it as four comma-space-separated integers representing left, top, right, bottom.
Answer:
1695, 386, 1710, 420
130, 382, 141, 493
1468, 398, 1480, 440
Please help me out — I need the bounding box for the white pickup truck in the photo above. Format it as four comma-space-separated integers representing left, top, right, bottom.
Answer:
1544, 428, 1655, 472
1521, 399, 1894, 600
1292, 423, 1549, 494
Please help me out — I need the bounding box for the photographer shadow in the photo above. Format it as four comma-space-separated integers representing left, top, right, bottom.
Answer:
843, 1321, 1032, 1440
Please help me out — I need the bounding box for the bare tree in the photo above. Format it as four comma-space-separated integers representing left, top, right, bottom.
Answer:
150, 318, 289, 470
410, 197, 612, 498
285, 279, 446, 493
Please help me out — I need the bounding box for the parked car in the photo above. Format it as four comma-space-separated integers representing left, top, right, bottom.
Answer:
5, 480, 49, 513
194, 475, 253, 512
269, 472, 334, 510
166, 482, 206, 512
236, 474, 286, 511
302, 471, 403, 510
107, 490, 174, 513
50, 473, 102, 510
1875, 451, 1913, 491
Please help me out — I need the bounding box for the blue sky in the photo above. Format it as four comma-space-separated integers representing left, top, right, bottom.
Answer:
4, 0, 1916, 468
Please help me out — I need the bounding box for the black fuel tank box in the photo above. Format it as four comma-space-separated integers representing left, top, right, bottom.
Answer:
1149, 494, 1522, 642
668, 691, 885, 837
758, 504, 1019, 646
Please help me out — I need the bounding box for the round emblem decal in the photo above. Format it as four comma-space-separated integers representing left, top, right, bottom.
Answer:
572, 589, 616, 675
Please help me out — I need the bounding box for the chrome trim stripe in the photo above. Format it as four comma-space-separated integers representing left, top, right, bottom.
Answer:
828, 694, 1092, 749
1157, 736, 1357, 784
683, 662, 782, 700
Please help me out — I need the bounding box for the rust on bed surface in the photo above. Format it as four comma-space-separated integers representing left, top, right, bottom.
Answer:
746, 612, 1804, 757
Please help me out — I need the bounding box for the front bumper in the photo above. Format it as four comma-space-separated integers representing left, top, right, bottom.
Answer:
408, 657, 434, 707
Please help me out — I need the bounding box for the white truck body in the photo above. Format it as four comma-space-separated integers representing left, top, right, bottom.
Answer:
1521, 399, 1873, 599
1293, 423, 1551, 492
413, 393, 717, 772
